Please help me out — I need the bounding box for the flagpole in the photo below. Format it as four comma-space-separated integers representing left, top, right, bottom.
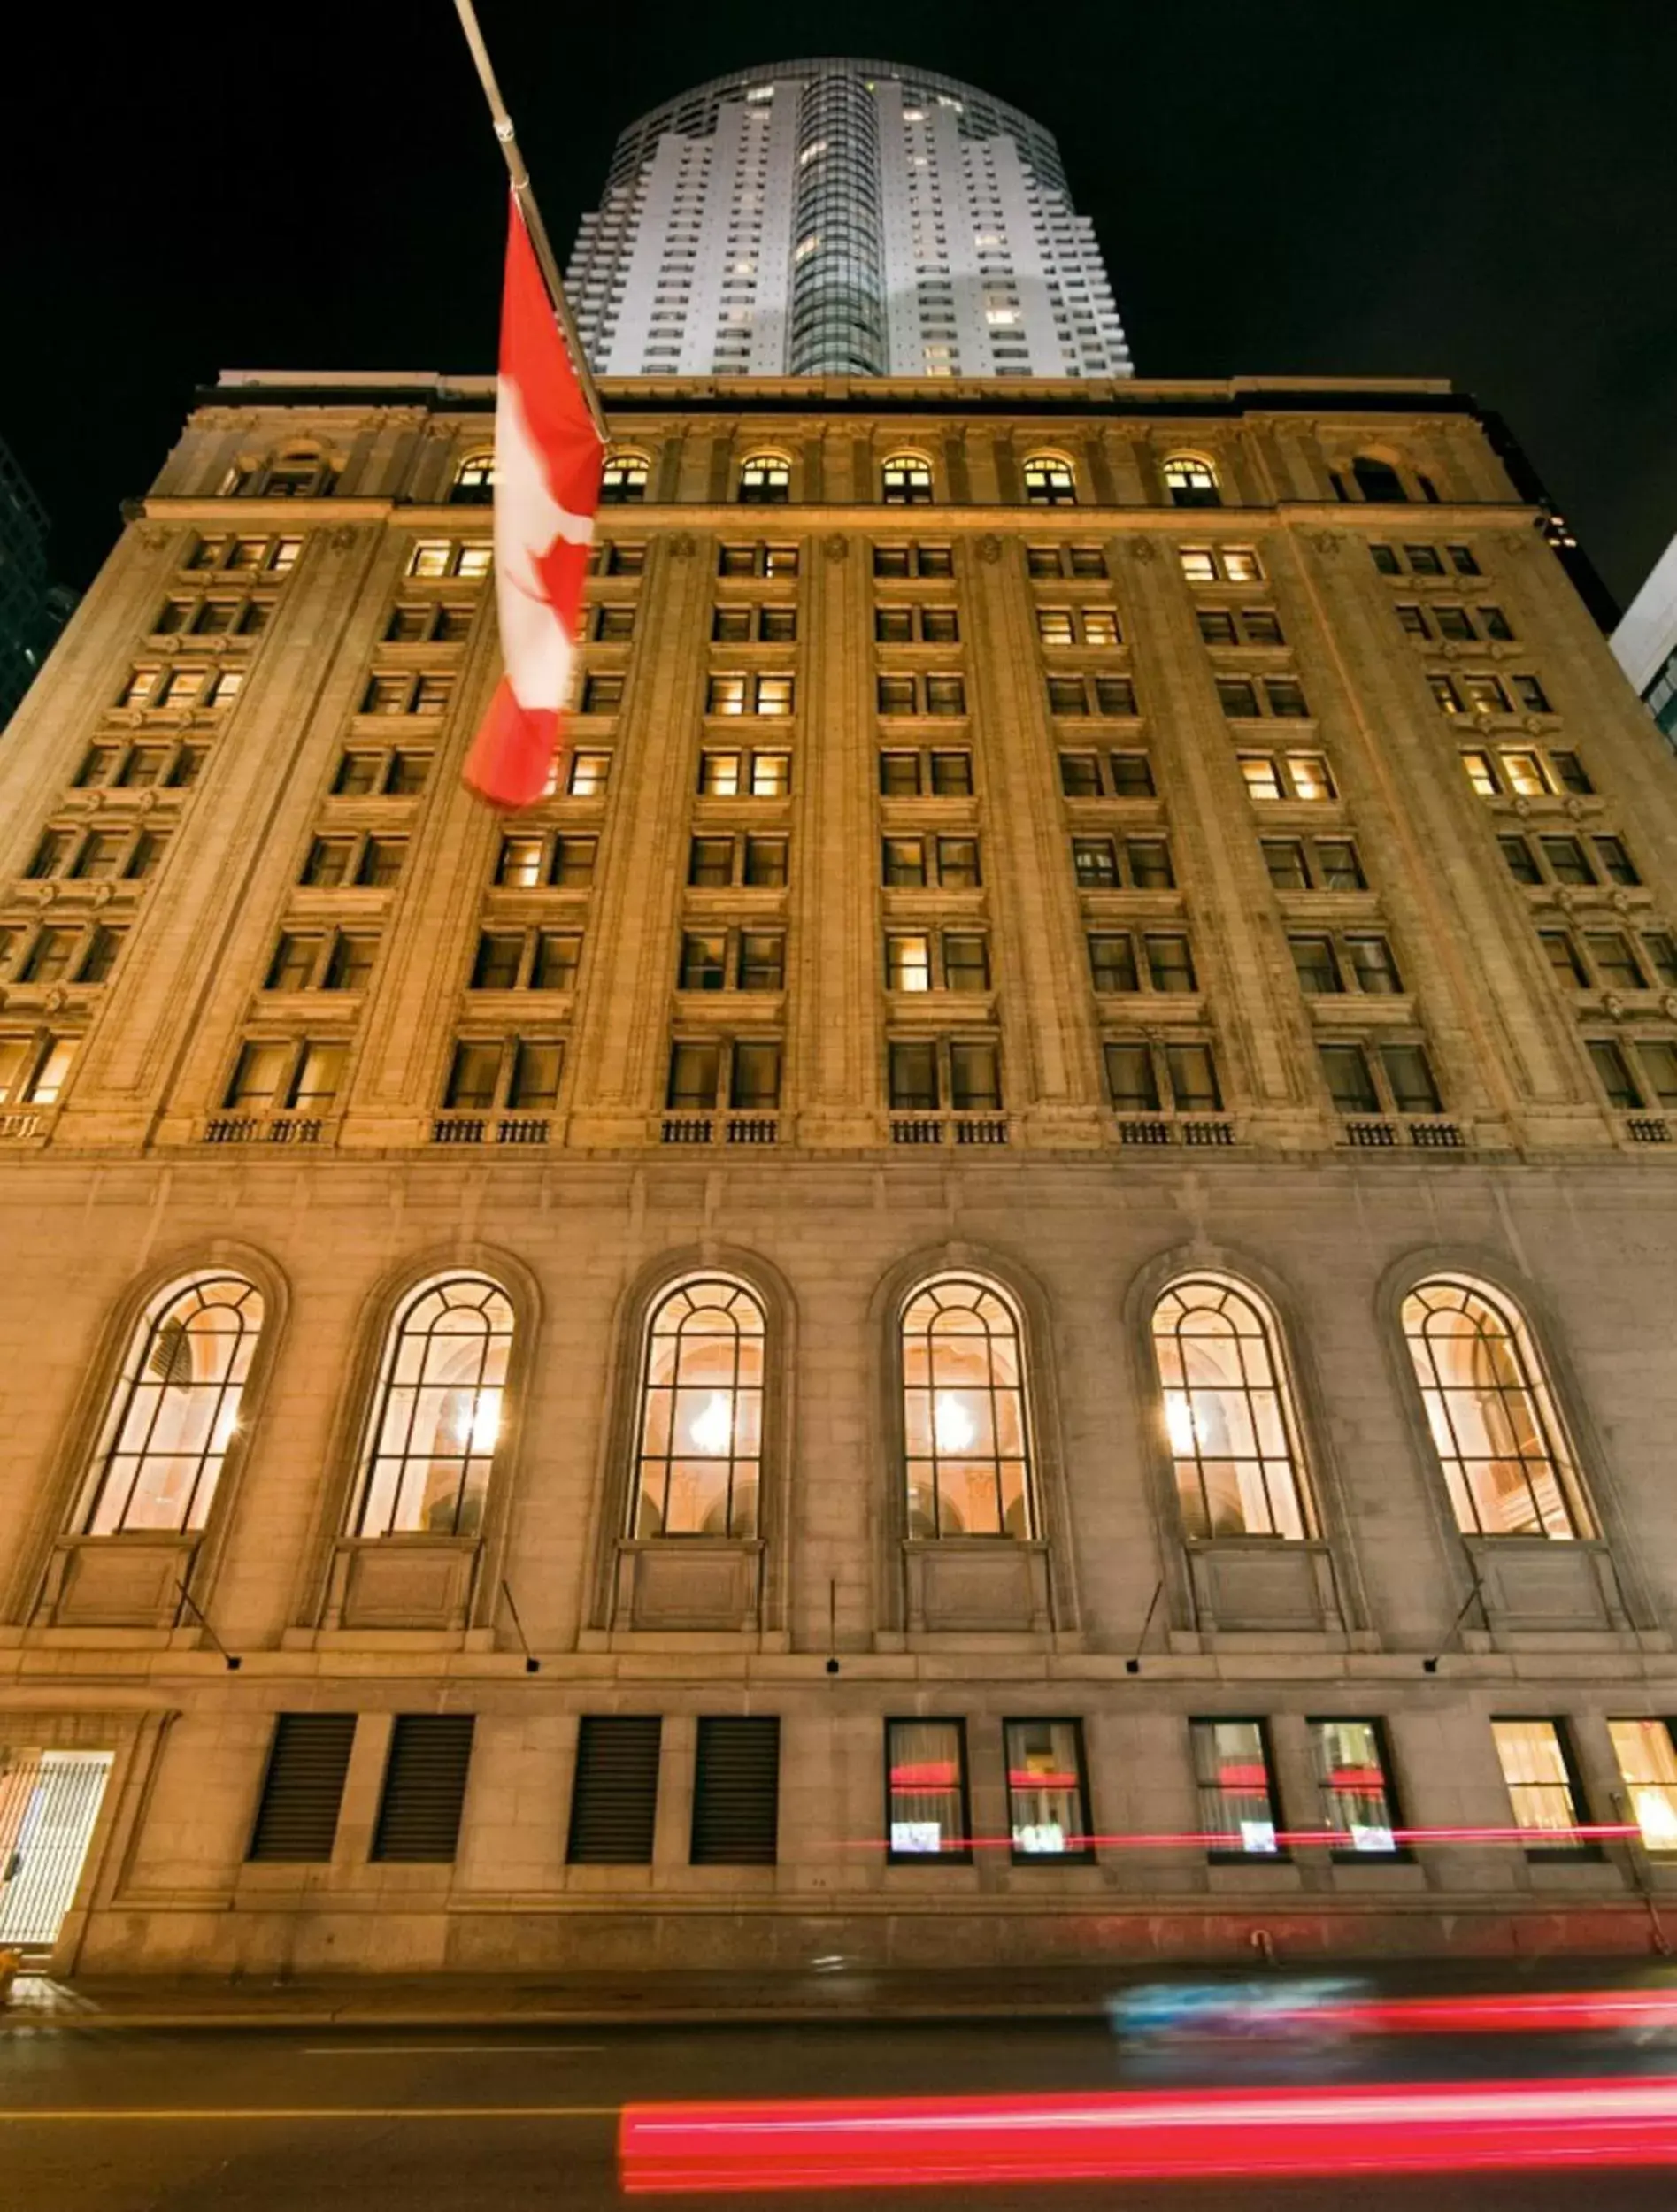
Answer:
452, 0, 610, 442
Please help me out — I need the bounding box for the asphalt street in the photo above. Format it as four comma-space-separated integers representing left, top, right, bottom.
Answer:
4, 2017, 1677, 2209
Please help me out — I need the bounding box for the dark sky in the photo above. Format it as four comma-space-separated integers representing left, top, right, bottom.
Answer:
4, 1, 1673, 607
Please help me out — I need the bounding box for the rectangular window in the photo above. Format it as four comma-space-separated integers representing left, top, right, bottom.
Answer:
1320, 1042, 1380, 1114
1480, 605, 1515, 641
1191, 1718, 1281, 1856
1540, 931, 1589, 987
738, 932, 784, 991
551, 835, 596, 887
1290, 935, 1340, 995
1643, 934, 1677, 990
508, 1039, 563, 1110
929, 750, 973, 796
1005, 1719, 1093, 1860
1370, 543, 1401, 575
371, 1714, 475, 1863
363, 674, 411, 716
1585, 933, 1645, 991
1435, 605, 1474, 641
1103, 1041, 1161, 1111
1637, 1042, 1677, 1108
1492, 1718, 1589, 1854
566, 1715, 661, 1865
707, 675, 748, 716
1146, 934, 1196, 993
743, 835, 788, 888
1093, 676, 1137, 717
1287, 754, 1335, 802
924, 675, 966, 718
1346, 935, 1403, 994
935, 836, 980, 888
883, 836, 927, 888
1428, 674, 1464, 714
531, 932, 581, 991
1073, 837, 1118, 889
729, 1040, 781, 1110
942, 933, 989, 993
1462, 750, 1499, 797
1397, 604, 1431, 638
688, 834, 734, 887
1046, 675, 1087, 715
1109, 750, 1155, 799
1127, 838, 1174, 889
880, 751, 921, 795
1607, 1720, 1677, 1854
1406, 544, 1445, 575
247, 1713, 357, 1863
680, 933, 727, 991
886, 933, 932, 993
567, 750, 612, 797
1540, 836, 1595, 886
1165, 1043, 1221, 1111
322, 933, 377, 992
1589, 1039, 1642, 1110
1318, 840, 1365, 891
223, 1041, 289, 1110
889, 1039, 939, 1110
444, 1041, 502, 1110
1262, 839, 1310, 891
1197, 610, 1237, 644
1239, 755, 1283, 802
758, 605, 797, 643
1311, 1718, 1400, 1855
1594, 835, 1639, 886
1549, 749, 1592, 795
666, 1041, 719, 1110
1463, 673, 1511, 714
76, 926, 125, 985
1037, 606, 1075, 646
1059, 751, 1102, 798
712, 604, 751, 642
1513, 674, 1551, 713
1499, 834, 1541, 885
691, 1716, 780, 1866
877, 674, 917, 716
1381, 1042, 1442, 1115
385, 751, 429, 795
698, 750, 741, 797
1502, 749, 1549, 797
885, 1718, 970, 1861
949, 1040, 1001, 1110
594, 603, 635, 642
1265, 679, 1309, 718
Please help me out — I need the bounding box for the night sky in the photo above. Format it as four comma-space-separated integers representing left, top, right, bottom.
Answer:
4, 1, 1673, 608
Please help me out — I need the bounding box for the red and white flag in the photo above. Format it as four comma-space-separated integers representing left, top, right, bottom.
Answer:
463, 192, 604, 809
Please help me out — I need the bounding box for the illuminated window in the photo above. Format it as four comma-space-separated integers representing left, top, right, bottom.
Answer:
1311, 1719, 1400, 1854
1022, 456, 1077, 506
901, 1276, 1032, 1540
601, 454, 650, 504
633, 1277, 765, 1538
881, 455, 934, 505
450, 453, 496, 504
1608, 1720, 1677, 1853
1191, 1718, 1281, 1855
1152, 1277, 1312, 1540
1401, 1277, 1589, 1539
1162, 455, 1220, 508
1005, 1719, 1093, 1860
886, 1718, 970, 1860
1492, 1718, 1590, 1852
78, 1274, 265, 1534
737, 455, 790, 504
351, 1275, 514, 1539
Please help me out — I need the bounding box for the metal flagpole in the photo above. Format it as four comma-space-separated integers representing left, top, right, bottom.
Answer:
452, 0, 611, 442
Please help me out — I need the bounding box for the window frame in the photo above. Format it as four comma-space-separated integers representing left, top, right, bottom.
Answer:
884, 1717, 973, 1863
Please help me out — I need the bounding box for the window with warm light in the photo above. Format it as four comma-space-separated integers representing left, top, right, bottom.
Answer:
1400, 1277, 1589, 1540
1492, 1718, 1591, 1851
1022, 457, 1077, 506
450, 454, 496, 504
1151, 1277, 1312, 1540
1310, 1718, 1400, 1854
600, 454, 650, 504
901, 1277, 1033, 1540
1608, 1720, 1677, 1853
881, 456, 934, 505
737, 455, 791, 504
1191, 1717, 1281, 1856
885, 1718, 970, 1860
1005, 1719, 1093, 1859
350, 1275, 514, 1540
1162, 455, 1220, 508
633, 1278, 765, 1539
78, 1274, 265, 1535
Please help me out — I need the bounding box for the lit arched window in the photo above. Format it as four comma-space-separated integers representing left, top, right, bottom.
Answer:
351, 1274, 514, 1539
881, 455, 934, 505
1151, 1276, 1312, 1540
81, 1274, 265, 1534
1400, 1277, 1589, 1539
902, 1277, 1033, 1539
451, 453, 496, 504
1022, 456, 1077, 506
600, 453, 650, 505
737, 455, 791, 505
634, 1277, 765, 1537
1162, 455, 1221, 509
1351, 456, 1407, 503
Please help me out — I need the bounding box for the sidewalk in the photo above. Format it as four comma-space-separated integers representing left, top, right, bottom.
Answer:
7, 1954, 1677, 2033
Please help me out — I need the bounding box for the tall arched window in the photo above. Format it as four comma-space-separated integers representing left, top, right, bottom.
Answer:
81, 1274, 265, 1534
1162, 455, 1221, 508
902, 1277, 1033, 1539
1150, 1276, 1312, 1540
351, 1275, 514, 1540
633, 1277, 765, 1537
1022, 456, 1077, 506
263, 446, 335, 498
600, 453, 650, 505
737, 455, 791, 504
1351, 456, 1407, 503
1400, 1277, 1589, 1539
451, 453, 496, 504
881, 455, 934, 504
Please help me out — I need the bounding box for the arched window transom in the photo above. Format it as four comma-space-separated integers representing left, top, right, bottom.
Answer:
1151, 1276, 1312, 1540
1022, 456, 1077, 506
353, 1274, 514, 1539
881, 455, 934, 504
601, 454, 650, 504
1162, 454, 1221, 508
82, 1274, 265, 1534
635, 1278, 765, 1538
1400, 1277, 1588, 1539
451, 453, 496, 503
902, 1277, 1033, 1539
737, 455, 791, 504
1351, 456, 1407, 503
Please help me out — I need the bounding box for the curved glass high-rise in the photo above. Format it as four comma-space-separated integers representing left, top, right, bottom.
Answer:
566, 59, 1131, 380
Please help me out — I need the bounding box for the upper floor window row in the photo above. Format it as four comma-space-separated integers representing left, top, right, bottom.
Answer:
1371, 541, 1480, 579
1398, 602, 1513, 643
223, 448, 339, 500
118, 664, 242, 712
186, 535, 301, 576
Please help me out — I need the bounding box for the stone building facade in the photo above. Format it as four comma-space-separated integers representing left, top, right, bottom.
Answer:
2, 370, 1676, 1979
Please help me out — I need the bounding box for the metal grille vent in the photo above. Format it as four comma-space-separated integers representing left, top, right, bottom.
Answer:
690, 1716, 780, 1865
247, 1715, 356, 1863
566, 1716, 662, 1864
371, 1715, 475, 1863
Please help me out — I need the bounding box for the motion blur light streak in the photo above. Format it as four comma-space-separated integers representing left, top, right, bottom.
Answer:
619, 2077, 1677, 2194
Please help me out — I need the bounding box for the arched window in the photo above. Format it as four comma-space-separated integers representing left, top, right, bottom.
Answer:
263, 446, 335, 498
1400, 1277, 1589, 1539
80, 1274, 265, 1534
1162, 454, 1221, 509
737, 455, 791, 505
600, 453, 650, 505
881, 455, 934, 505
633, 1277, 765, 1537
351, 1274, 514, 1540
1150, 1276, 1312, 1540
1351, 456, 1407, 503
902, 1277, 1033, 1539
451, 453, 496, 504
1022, 456, 1077, 507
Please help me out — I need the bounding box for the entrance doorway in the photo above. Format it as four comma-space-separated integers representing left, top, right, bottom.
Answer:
0, 1749, 113, 1952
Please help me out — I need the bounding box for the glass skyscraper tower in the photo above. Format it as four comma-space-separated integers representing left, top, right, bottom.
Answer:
566, 59, 1132, 380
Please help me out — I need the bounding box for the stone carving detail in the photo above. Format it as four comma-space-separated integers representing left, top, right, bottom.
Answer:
669, 533, 697, 559
976, 534, 1003, 565
140, 527, 174, 553
43, 987, 67, 1016
1304, 531, 1342, 559
1603, 992, 1626, 1020
1565, 797, 1587, 821
136, 791, 159, 817
91, 884, 115, 909
1500, 531, 1531, 556
1611, 889, 1633, 915
328, 526, 358, 551
1127, 538, 1158, 565
822, 533, 850, 562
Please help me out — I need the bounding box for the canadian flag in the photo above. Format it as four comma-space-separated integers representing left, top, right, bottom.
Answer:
463, 193, 604, 809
